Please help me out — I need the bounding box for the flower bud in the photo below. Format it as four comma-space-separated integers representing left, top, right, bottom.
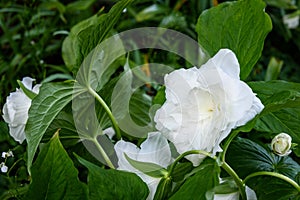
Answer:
271, 133, 292, 156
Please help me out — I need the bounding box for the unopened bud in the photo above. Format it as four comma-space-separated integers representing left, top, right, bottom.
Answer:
271, 133, 292, 156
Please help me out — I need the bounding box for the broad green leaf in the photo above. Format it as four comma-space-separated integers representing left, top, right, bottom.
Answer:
129, 90, 152, 126
111, 61, 155, 138
25, 81, 85, 172
62, 0, 133, 74
76, 155, 149, 200
246, 176, 300, 200
170, 161, 193, 182
24, 132, 87, 200
249, 81, 300, 156
226, 137, 300, 181
44, 110, 79, 146
196, 0, 272, 80
169, 158, 219, 200
125, 153, 168, 178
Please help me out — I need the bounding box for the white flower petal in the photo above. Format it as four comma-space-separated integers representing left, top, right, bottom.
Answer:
213, 187, 257, 200
154, 49, 264, 166
114, 132, 172, 200
246, 186, 257, 200
138, 132, 172, 168
2, 77, 40, 144
114, 140, 140, 172
21, 77, 35, 90
8, 124, 26, 143
103, 127, 115, 139
214, 192, 239, 200
210, 49, 240, 79
1, 152, 6, 158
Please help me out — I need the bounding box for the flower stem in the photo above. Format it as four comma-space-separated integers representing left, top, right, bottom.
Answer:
90, 138, 115, 169
244, 171, 300, 192
88, 86, 121, 140
168, 150, 216, 176
221, 130, 240, 162
221, 162, 247, 200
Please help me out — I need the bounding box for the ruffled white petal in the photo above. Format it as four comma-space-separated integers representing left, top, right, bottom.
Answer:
154, 49, 264, 166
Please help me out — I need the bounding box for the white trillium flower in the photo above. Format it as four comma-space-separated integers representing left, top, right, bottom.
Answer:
2, 77, 40, 144
154, 49, 264, 166
271, 133, 292, 156
114, 132, 172, 200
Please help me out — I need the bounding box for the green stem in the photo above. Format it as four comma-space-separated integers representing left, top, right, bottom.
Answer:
168, 150, 216, 176
244, 171, 300, 192
221, 130, 240, 162
90, 138, 115, 169
88, 86, 121, 140
7, 158, 23, 177
221, 162, 247, 200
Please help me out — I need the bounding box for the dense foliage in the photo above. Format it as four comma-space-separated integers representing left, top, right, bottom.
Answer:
1, 0, 300, 199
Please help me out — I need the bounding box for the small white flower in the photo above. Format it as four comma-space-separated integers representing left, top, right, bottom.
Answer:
283, 14, 299, 29
7, 150, 14, 157
0, 162, 8, 173
154, 49, 264, 166
1, 150, 14, 158
271, 133, 292, 156
114, 132, 172, 200
1, 152, 6, 158
2, 77, 40, 144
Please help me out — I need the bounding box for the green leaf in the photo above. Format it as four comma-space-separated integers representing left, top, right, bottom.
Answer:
226, 137, 300, 181
25, 81, 85, 173
44, 110, 79, 146
196, 0, 272, 80
169, 162, 193, 182
111, 61, 154, 138
249, 81, 300, 156
76, 155, 149, 200
125, 153, 168, 178
24, 132, 87, 200
0, 121, 9, 142
247, 176, 300, 200
152, 86, 166, 106
264, 57, 283, 81
153, 177, 172, 200
129, 90, 152, 126
169, 158, 219, 200
62, 0, 133, 74
17, 80, 37, 100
